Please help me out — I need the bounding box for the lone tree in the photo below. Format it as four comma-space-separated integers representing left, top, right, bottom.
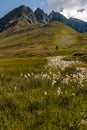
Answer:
56, 45, 59, 50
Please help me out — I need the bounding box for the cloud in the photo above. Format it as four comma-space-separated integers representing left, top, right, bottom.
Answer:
61, 9, 87, 22
46, 0, 87, 21
47, 0, 87, 10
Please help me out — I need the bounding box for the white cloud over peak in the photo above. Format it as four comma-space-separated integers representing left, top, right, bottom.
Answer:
61, 9, 87, 22
46, 0, 87, 22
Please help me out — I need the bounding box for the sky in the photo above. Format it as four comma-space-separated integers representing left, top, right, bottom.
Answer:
0, 0, 87, 22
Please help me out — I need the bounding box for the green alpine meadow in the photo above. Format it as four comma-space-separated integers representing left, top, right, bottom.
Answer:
0, 4, 87, 130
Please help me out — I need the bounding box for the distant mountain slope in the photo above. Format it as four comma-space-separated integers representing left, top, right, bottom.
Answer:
68, 17, 87, 32
49, 11, 68, 24
49, 11, 87, 32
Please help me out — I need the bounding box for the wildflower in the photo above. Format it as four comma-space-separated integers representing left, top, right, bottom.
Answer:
14, 87, 17, 91
42, 74, 47, 78
20, 73, 23, 77
47, 56, 81, 70
62, 78, 69, 84
24, 74, 27, 79
80, 110, 87, 116
49, 71, 52, 75
72, 93, 75, 96
44, 91, 47, 96
57, 87, 62, 96
31, 72, 34, 75
27, 73, 30, 77
52, 79, 56, 86
80, 119, 87, 125
81, 84, 84, 88
80, 111, 85, 116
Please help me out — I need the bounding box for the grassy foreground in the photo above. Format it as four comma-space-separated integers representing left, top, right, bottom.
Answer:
0, 57, 87, 130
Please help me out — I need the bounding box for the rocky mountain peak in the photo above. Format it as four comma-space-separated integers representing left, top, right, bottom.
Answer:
0, 5, 87, 32
0, 5, 37, 31
19, 5, 27, 10
34, 8, 50, 24
49, 11, 68, 24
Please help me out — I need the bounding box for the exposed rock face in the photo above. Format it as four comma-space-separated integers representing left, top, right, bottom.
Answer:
0, 5, 37, 31
34, 8, 49, 24
49, 11, 68, 24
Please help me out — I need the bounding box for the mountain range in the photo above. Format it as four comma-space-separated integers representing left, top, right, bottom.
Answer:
0, 5, 87, 33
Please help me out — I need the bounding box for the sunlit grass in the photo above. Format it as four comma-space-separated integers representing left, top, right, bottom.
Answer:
0, 56, 87, 130
0, 22, 87, 57
0, 21, 87, 129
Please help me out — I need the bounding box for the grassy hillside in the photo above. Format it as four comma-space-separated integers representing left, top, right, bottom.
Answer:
0, 21, 87, 129
0, 21, 87, 57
